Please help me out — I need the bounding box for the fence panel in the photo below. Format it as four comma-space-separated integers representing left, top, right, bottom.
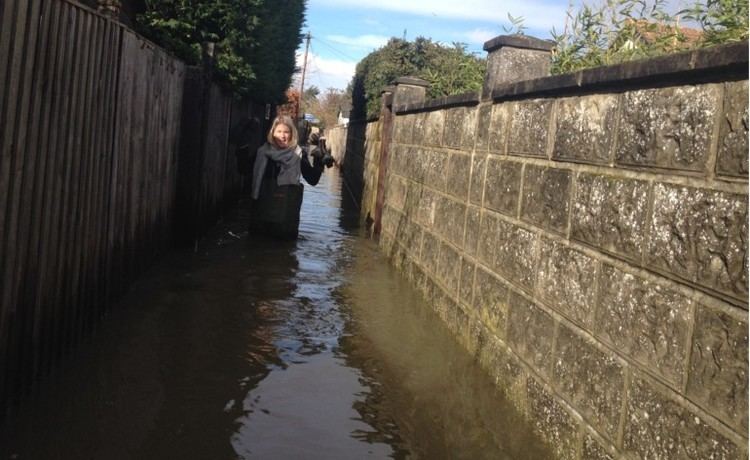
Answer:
0, 0, 44, 409
0, 0, 251, 413
0, 2, 189, 412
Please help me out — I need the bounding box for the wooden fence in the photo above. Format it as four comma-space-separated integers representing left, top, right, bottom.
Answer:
175, 69, 267, 244
0, 0, 250, 413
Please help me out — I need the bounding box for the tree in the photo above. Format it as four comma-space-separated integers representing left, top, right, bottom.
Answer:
136, 0, 305, 102
303, 86, 321, 100
305, 88, 350, 130
350, 37, 486, 119
277, 88, 300, 117
299, 85, 321, 119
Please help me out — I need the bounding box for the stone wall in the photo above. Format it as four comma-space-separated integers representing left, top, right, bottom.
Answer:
367, 39, 748, 459
326, 125, 348, 164
340, 118, 383, 226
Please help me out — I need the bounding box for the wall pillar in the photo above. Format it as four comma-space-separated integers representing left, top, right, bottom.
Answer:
392, 76, 429, 107
481, 35, 554, 100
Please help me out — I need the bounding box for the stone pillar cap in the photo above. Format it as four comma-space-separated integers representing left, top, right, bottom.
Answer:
393, 76, 430, 87
483, 34, 555, 52
381, 85, 396, 94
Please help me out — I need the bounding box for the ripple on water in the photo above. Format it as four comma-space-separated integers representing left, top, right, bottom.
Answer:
0, 168, 553, 460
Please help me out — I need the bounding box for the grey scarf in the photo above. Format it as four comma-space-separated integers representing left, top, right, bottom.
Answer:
251, 142, 302, 199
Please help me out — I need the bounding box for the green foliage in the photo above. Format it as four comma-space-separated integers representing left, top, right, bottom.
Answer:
422, 43, 487, 98
550, 0, 749, 74
503, 13, 528, 35
551, 0, 683, 73
137, 0, 305, 102
683, 0, 749, 44
303, 86, 320, 100
244, 1, 306, 102
350, 37, 486, 119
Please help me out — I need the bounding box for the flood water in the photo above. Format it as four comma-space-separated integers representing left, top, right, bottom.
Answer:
0, 168, 553, 459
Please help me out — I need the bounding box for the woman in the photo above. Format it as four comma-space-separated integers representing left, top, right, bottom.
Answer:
249, 116, 324, 238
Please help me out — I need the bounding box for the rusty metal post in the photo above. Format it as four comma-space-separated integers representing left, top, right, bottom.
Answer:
372, 77, 428, 236
372, 87, 394, 237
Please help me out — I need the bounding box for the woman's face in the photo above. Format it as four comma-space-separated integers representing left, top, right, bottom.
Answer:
272, 123, 292, 148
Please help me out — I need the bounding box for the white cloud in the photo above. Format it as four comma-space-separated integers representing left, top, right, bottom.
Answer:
463, 27, 499, 46
295, 52, 357, 91
309, 0, 567, 31
326, 34, 390, 50
363, 17, 382, 26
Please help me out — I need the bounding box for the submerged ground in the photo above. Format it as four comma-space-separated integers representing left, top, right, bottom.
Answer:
0, 168, 551, 460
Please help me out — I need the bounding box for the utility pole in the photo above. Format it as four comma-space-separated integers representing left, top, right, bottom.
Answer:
298, 32, 311, 122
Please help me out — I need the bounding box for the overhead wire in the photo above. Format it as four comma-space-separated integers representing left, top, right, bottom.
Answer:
310, 34, 361, 62
304, 41, 323, 83
295, 31, 356, 93
304, 40, 343, 92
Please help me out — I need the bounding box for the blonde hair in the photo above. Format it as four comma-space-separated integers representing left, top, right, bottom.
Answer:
267, 115, 298, 147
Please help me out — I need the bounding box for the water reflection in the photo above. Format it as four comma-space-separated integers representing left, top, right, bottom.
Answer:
0, 168, 552, 460
231, 353, 393, 459
230, 171, 396, 459
335, 239, 552, 459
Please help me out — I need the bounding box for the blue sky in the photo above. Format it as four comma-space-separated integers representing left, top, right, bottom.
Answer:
296, 0, 573, 92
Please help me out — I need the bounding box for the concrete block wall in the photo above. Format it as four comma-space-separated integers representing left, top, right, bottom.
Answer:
325, 124, 348, 164
374, 40, 748, 459
337, 118, 381, 216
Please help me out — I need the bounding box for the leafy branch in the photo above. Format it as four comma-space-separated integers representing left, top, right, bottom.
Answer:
136, 0, 305, 102
503, 13, 528, 35
549, 0, 748, 74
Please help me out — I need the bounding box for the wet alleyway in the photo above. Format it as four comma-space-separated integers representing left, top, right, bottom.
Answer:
0, 168, 552, 460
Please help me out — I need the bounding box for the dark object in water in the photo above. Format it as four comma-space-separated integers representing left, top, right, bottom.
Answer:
308, 132, 335, 168
249, 179, 304, 239
318, 138, 335, 168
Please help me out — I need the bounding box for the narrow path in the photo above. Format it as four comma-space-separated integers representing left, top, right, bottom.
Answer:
0, 168, 552, 460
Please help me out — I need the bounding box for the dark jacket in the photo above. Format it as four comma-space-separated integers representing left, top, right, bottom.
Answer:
251, 142, 324, 200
